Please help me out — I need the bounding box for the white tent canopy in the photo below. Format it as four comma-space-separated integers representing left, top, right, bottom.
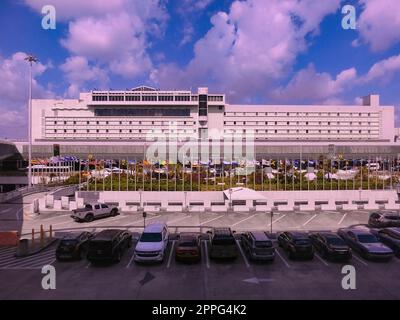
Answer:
223, 187, 267, 201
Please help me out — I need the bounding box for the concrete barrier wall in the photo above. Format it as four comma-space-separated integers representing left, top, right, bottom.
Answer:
36, 189, 399, 212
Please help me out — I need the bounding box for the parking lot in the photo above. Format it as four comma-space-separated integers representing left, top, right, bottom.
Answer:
1, 233, 400, 300
1, 195, 399, 300
17, 209, 373, 236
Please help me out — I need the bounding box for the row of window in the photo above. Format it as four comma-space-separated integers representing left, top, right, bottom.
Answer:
225, 112, 376, 117
224, 121, 376, 126
50, 129, 197, 134
225, 129, 375, 134
92, 94, 223, 102
50, 120, 196, 126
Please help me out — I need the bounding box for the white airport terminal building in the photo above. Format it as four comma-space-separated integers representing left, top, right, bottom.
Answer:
9, 86, 400, 159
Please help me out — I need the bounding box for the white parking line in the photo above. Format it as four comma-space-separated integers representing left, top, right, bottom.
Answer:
314, 253, 329, 267
338, 213, 348, 225
199, 215, 224, 226
203, 240, 210, 269
49, 219, 75, 227
167, 240, 176, 268
16, 204, 31, 220
275, 248, 291, 268
230, 214, 257, 227
236, 240, 250, 268
302, 214, 317, 227
352, 254, 368, 266
125, 214, 161, 226
85, 262, 91, 269
167, 215, 192, 224
82, 215, 130, 227
267, 214, 287, 227
126, 251, 135, 268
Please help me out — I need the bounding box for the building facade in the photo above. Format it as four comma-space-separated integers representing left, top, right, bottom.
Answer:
23, 86, 400, 159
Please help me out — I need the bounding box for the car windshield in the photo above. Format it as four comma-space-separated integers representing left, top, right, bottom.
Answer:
294, 239, 311, 245
326, 237, 346, 246
255, 241, 272, 248
357, 234, 378, 243
140, 232, 162, 242
212, 238, 236, 246
85, 204, 92, 209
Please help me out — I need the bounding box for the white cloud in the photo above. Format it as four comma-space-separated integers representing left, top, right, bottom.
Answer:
357, 0, 400, 52
362, 54, 400, 83
25, 0, 168, 85
272, 64, 357, 104
153, 0, 341, 101
0, 52, 54, 139
60, 56, 109, 97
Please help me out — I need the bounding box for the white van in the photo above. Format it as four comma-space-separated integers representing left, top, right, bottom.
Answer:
134, 223, 169, 263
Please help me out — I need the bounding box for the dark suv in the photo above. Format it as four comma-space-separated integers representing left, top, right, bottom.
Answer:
368, 212, 400, 228
56, 231, 93, 261
278, 231, 314, 260
87, 229, 132, 264
208, 228, 238, 259
309, 232, 352, 261
241, 231, 275, 261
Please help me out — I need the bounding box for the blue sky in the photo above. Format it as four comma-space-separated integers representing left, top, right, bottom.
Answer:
0, 0, 400, 139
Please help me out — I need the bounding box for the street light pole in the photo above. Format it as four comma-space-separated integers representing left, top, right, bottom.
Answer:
25, 55, 38, 189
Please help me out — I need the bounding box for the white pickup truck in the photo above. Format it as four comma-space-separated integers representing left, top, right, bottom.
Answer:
71, 203, 119, 222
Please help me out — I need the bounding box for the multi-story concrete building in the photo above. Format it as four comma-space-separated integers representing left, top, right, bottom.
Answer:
20, 86, 400, 159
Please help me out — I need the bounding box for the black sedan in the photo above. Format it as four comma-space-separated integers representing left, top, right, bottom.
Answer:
368, 212, 400, 228
277, 231, 314, 260
56, 231, 93, 261
309, 232, 352, 261
374, 228, 400, 258
338, 228, 394, 261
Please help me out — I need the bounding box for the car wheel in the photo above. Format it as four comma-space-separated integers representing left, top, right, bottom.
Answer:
111, 209, 118, 217
85, 214, 94, 222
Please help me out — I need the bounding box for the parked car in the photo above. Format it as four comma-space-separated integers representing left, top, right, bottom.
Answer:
134, 223, 169, 263
87, 229, 132, 263
175, 233, 201, 263
338, 228, 394, 261
366, 162, 380, 170
56, 231, 93, 261
373, 228, 400, 258
277, 231, 314, 260
309, 232, 352, 261
71, 203, 119, 222
208, 228, 238, 259
240, 231, 275, 261
368, 212, 400, 228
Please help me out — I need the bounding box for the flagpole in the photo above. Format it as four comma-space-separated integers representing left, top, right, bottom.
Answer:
330, 159, 333, 191
367, 158, 370, 190
261, 160, 264, 191
182, 155, 185, 191
284, 158, 287, 191
134, 162, 137, 191
150, 161, 153, 191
